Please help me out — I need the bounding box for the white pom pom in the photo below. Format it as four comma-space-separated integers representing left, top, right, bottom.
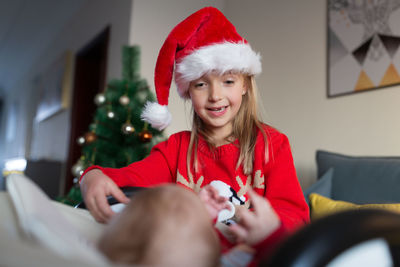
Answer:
141, 102, 171, 130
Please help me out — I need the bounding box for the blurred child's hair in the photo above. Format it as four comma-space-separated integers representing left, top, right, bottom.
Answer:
98, 185, 220, 267
187, 74, 268, 176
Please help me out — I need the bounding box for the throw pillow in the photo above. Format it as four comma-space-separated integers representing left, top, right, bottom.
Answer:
309, 193, 400, 220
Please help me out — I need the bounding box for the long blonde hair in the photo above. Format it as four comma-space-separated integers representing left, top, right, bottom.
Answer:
187, 75, 267, 176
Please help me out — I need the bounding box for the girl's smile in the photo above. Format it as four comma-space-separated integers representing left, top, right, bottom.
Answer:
206, 105, 228, 116
189, 72, 246, 143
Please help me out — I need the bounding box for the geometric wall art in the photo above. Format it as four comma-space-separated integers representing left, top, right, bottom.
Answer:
328, 0, 400, 97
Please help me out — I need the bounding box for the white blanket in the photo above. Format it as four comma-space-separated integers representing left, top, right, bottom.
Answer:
1, 174, 112, 266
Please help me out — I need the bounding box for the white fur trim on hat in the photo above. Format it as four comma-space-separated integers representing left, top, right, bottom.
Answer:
175, 42, 262, 98
141, 101, 172, 130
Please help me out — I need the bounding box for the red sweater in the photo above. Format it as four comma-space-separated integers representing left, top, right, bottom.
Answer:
82, 125, 309, 259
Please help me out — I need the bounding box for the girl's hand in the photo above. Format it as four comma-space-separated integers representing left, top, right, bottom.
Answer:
80, 169, 130, 223
199, 184, 231, 221
229, 189, 281, 246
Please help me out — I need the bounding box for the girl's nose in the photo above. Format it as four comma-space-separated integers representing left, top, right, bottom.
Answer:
208, 83, 222, 102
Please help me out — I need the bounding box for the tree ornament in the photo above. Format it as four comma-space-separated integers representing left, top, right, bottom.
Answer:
76, 136, 85, 145
119, 95, 130, 106
139, 129, 153, 142
107, 110, 115, 119
71, 161, 85, 177
94, 93, 106, 106
84, 132, 97, 144
122, 122, 135, 134
89, 123, 97, 132
137, 90, 148, 104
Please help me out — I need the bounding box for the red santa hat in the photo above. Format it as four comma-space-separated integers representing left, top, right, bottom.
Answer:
141, 6, 262, 130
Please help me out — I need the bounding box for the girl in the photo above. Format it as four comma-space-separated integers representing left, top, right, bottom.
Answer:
81, 6, 309, 264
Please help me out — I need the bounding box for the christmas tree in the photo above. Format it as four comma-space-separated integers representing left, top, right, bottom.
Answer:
59, 45, 165, 206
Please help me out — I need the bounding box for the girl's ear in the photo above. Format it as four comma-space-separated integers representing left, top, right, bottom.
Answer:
242, 84, 248, 95
242, 75, 251, 95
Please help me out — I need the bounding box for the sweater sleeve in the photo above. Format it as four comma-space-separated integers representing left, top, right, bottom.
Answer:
264, 133, 309, 231
264, 131, 310, 231
80, 133, 182, 187
250, 130, 309, 263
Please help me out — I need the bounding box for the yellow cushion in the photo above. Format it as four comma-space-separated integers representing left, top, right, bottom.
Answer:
309, 193, 400, 220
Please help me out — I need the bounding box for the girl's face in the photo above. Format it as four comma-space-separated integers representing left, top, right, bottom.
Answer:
188, 72, 247, 137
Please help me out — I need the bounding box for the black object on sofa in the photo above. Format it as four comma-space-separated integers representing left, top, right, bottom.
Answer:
263, 209, 400, 267
75, 186, 146, 209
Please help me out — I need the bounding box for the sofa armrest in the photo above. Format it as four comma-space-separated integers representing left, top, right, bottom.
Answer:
303, 168, 333, 205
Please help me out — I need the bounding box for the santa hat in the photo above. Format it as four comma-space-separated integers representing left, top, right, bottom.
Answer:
141, 6, 262, 130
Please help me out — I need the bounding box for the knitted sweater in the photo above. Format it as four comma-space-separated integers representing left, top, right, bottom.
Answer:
82, 124, 309, 258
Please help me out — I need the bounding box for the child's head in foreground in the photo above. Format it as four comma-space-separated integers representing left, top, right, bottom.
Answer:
98, 185, 220, 267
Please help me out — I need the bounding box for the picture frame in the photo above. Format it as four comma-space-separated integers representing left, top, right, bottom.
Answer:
36, 51, 74, 122
328, 0, 400, 97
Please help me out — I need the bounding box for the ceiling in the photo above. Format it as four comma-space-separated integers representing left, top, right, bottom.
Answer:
0, 0, 86, 96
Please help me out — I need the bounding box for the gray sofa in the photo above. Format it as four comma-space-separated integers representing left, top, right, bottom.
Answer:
304, 150, 400, 205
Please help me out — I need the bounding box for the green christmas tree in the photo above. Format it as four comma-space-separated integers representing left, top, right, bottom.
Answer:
59, 45, 165, 206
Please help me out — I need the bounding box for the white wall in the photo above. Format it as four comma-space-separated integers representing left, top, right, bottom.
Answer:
130, 0, 400, 188
3, 0, 133, 163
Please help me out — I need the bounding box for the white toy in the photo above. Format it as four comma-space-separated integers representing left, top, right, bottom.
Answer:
210, 180, 236, 222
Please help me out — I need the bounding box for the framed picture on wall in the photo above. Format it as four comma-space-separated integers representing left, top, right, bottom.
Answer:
328, 0, 400, 97
35, 51, 74, 122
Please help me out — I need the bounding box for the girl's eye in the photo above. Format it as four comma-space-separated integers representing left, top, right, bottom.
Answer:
195, 82, 206, 88
224, 80, 235, 85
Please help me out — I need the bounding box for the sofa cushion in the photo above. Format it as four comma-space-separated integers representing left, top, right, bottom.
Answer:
309, 193, 400, 220
316, 150, 400, 204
